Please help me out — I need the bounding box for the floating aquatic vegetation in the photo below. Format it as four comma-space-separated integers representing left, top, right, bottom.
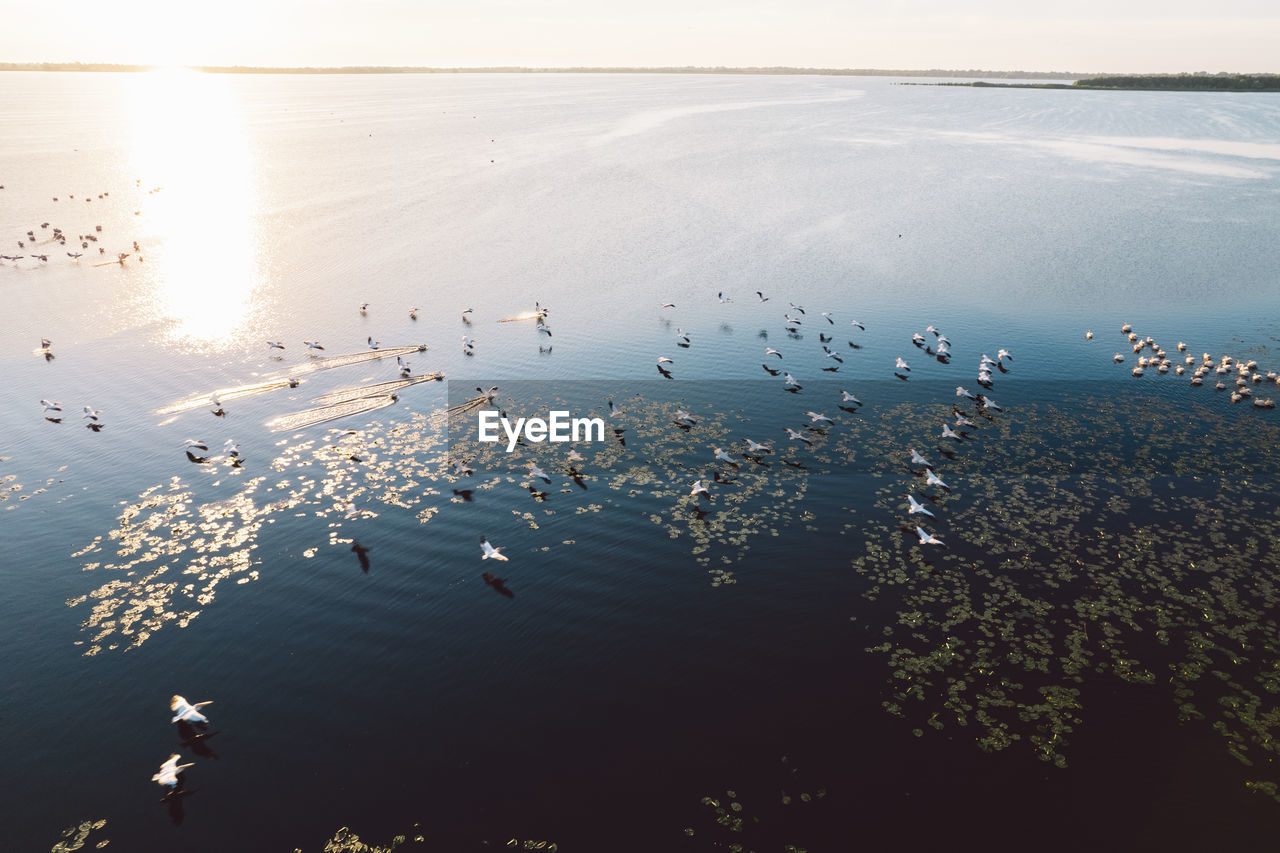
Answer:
292, 825, 420, 853
690, 757, 826, 851
70, 411, 451, 652
71, 376, 1280, 804
1, 470, 20, 508
49, 818, 107, 852
847, 393, 1280, 798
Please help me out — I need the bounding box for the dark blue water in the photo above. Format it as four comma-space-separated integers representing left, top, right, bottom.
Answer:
4, 72, 1280, 851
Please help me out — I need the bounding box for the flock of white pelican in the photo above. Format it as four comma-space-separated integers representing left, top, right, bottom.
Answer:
1105, 322, 1277, 408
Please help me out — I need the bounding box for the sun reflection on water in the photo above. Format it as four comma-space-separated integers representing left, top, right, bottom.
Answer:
130, 69, 260, 349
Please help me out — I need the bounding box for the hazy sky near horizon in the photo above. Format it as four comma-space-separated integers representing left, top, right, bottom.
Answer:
3, 0, 1278, 73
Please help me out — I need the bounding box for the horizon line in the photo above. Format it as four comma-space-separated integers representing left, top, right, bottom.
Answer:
3, 63, 1275, 78
0, 62, 1112, 78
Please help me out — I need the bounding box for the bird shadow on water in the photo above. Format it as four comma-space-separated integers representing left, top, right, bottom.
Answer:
176, 722, 219, 759
161, 785, 193, 826
482, 572, 514, 598
351, 542, 371, 573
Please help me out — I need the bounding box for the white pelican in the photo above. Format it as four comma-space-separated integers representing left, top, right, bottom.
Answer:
1113, 353, 1124, 363
82, 406, 100, 420
674, 409, 696, 424
183, 439, 208, 451
266, 340, 285, 350
528, 463, 551, 483
690, 480, 710, 498
717, 291, 733, 303
804, 411, 833, 424
941, 424, 961, 441
713, 447, 739, 466
367, 336, 380, 350
997, 348, 1011, 361
784, 427, 813, 445
409, 307, 419, 319
170, 694, 212, 724
821, 311, 834, 324
783, 372, 801, 388
304, 340, 325, 351
764, 347, 782, 358
915, 527, 945, 546
743, 438, 772, 453
756, 291, 769, 303
480, 537, 508, 561
840, 390, 862, 405
660, 302, 675, 309
657, 356, 673, 364
925, 325, 939, 336
567, 448, 585, 463
924, 469, 948, 489
956, 386, 977, 400
908, 448, 930, 467
676, 328, 690, 344
906, 494, 935, 517
360, 302, 369, 314
979, 397, 1001, 412
850, 320, 865, 331
152, 754, 194, 789
1085, 330, 1093, 339
41, 399, 62, 413
954, 413, 975, 428
1121, 323, 1132, 333
895, 357, 910, 372
452, 459, 475, 476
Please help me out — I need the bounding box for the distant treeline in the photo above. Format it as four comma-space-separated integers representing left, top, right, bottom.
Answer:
0, 62, 1083, 79
1073, 73, 1280, 91
939, 73, 1280, 92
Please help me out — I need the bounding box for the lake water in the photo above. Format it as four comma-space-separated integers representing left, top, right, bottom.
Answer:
3, 70, 1280, 852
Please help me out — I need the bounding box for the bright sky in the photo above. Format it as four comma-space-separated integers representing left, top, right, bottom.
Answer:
4, 0, 1278, 73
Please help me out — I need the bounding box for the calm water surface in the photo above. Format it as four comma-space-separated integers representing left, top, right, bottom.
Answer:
3, 71, 1280, 851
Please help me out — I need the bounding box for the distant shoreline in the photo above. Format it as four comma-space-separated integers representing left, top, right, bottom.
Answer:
0, 62, 1089, 78
907, 74, 1280, 92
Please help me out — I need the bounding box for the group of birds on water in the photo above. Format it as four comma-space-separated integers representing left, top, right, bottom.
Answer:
151, 694, 214, 794
685, 297, 1010, 549
445, 291, 1016, 562
1099, 323, 1278, 408
1, 181, 156, 267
